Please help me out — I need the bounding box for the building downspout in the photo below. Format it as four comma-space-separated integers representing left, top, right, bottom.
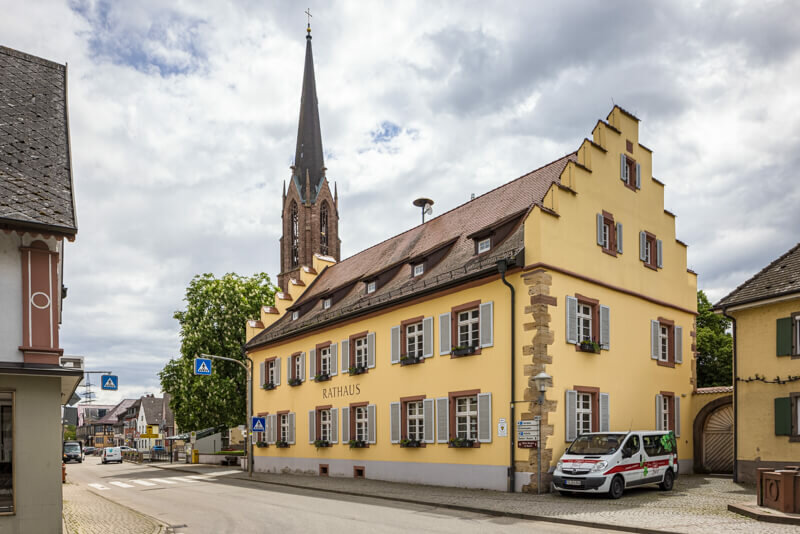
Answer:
497, 259, 515, 492
722, 308, 737, 482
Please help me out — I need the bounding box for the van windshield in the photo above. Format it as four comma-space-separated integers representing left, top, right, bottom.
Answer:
64, 444, 80, 453
566, 433, 626, 455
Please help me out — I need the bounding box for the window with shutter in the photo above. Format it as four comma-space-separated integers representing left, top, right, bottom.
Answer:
367, 332, 376, 369
479, 302, 494, 348
423, 398, 435, 444
774, 397, 792, 436
651, 318, 678, 367
330, 343, 338, 376
447, 389, 482, 446
596, 211, 618, 256
569, 294, 606, 352
477, 393, 492, 443
640, 230, 660, 270
422, 316, 434, 358
398, 317, 424, 364
565, 390, 578, 442
566, 296, 578, 344
620, 154, 638, 191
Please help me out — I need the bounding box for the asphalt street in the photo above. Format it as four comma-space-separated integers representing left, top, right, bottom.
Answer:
66, 459, 620, 533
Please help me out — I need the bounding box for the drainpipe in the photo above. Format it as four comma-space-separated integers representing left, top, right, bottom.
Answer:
497, 259, 515, 493
722, 308, 737, 482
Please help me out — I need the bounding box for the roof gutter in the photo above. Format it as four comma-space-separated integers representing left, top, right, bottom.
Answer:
721, 307, 738, 483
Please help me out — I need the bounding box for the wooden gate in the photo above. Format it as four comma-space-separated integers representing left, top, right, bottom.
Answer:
702, 404, 734, 473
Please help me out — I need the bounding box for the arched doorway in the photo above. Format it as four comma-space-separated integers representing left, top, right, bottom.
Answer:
693, 395, 733, 474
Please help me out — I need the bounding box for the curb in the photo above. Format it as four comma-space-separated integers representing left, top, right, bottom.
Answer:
149, 464, 673, 534
728, 503, 800, 526
76, 484, 172, 534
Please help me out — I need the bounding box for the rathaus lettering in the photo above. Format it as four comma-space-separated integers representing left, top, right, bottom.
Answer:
322, 384, 360, 399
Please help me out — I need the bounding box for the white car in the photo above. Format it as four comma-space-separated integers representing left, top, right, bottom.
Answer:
101, 447, 122, 464
553, 431, 678, 499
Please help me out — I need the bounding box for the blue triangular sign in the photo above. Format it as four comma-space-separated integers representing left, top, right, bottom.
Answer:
197, 362, 210, 374
252, 419, 265, 432
104, 377, 115, 388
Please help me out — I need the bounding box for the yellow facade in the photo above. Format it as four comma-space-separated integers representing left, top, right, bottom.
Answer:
247, 107, 697, 492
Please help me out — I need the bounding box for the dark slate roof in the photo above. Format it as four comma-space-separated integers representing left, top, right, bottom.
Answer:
247, 152, 576, 349
96, 399, 136, 424
0, 46, 77, 234
140, 396, 166, 425
714, 242, 800, 309
292, 32, 325, 203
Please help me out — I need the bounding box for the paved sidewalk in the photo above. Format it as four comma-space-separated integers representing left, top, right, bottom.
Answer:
153, 464, 796, 534
63, 481, 168, 534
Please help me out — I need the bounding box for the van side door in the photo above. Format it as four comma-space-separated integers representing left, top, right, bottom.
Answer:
642, 434, 668, 483
618, 434, 642, 485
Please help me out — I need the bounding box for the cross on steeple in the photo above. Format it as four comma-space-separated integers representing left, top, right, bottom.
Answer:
305, 8, 312, 34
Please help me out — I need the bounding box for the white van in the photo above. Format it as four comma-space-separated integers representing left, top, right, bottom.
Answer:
553, 431, 678, 499
101, 447, 122, 464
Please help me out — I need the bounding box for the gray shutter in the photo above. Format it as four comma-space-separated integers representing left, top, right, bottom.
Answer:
300, 351, 306, 382
656, 239, 663, 268
288, 412, 295, 444
270, 414, 278, 443
274, 358, 281, 386
367, 404, 376, 444
675, 326, 683, 364
259, 362, 265, 387
367, 332, 376, 369
341, 339, 349, 373
616, 222, 623, 254
288, 355, 293, 382
341, 408, 350, 442
309, 349, 316, 380
265, 414, 273, 444
477, 392, 492, 443
330, 344, 338, 375
439, 313, 451, 355
620, 153, 627, 182
635, 163, 641, 189
565, 390, 577, 442
330, 408, 338, 443
596, 213, 604, 245
651, 320, 660, 360
422, 316, 434, 358
655, 394, 664, 430
566, 296, 578, 344
674, 397, 681, 437
600, 305, 610, 350
479, 301, 494, 348
308, 410, 316, 443
599, 393, 610, 432
639, 231, 647, 261
436, 397, 449, 443
390, 326, 401, 364
423, 398, 435, 444
390, 402, 401, 444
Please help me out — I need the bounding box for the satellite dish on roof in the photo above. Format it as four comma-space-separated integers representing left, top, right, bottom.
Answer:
413, 198, 434, 224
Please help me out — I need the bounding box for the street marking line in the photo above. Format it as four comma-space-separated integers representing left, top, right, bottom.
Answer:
88, 483, 109, 491
169, 477, 199, 483
185, 475, 214, 481
149, 478, 177, 485
204, 470, 241, 477
110, 481, 134, 488
131, 480, 157, 486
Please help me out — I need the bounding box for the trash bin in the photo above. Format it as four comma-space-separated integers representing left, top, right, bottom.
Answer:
192, 448, 199, 464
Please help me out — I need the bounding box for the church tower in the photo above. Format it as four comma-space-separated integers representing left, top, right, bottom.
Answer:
279, 24, 340, 291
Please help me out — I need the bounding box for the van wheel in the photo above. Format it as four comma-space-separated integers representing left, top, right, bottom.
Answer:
608, 475, 625, 499
659, 469, 675, 491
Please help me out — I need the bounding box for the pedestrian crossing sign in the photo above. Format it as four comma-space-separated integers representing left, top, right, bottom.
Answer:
194, 357, 212, 376
100, 375, 118, 390
251, 417, 266, 433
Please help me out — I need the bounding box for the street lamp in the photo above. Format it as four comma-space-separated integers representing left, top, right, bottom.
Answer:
531, 371, 551, 494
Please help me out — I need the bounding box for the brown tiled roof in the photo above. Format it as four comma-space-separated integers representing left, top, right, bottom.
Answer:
0, 46, 77, 234
96, 399, 136, 424
247, 152, 576, 349
714, 242, 800, 309
695, 386, 732, 395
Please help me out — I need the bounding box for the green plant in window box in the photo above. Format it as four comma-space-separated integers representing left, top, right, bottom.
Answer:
399, 355, 423, 366
399, 439, 422, 448
288, 378, 302, 386
313, 439, 331, 449
262, 382, 276, 390
448, 437, 475, 448
314, 373, 330, 382
349, 365, 367, 375
256, 441, 268, 448
576, 340, 601, 353
348, 439, 367, 448
275, 440, 290, 448
451, 345, 477, 357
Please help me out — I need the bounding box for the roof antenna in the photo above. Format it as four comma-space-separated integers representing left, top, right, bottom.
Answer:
470, 193, 475, 200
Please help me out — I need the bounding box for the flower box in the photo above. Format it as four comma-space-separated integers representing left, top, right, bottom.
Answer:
256, 442, 268, 448
288, 378, 303, 386
313, 440, 331, 448
576, 341, 601, 353
399, 439, 422, 448
448, 438, 475, 448
314, 373, 331, 382
275, 441, 290, 448
262, 382, 276, 391
451, 346, 477, 357
349, 366, 367, 376
348, 439, 368, 449
399, 355, 424, 366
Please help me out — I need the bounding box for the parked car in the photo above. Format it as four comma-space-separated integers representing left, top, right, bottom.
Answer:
101, 447, 122, 464
152, 445, 165, 453
119, 446, 133, 452
63, 441, 83, 463
552, 431, 678, 499
83, 446, 96, 456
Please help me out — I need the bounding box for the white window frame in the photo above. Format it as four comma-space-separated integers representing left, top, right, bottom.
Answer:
407, 401, 424, 441
366, 281, 376, 294
662, 396, 671, 432
294, 355, 302, 381
323, 298, 331, 310
279, 414, 289, 443
577, 303, 592, 343
355, 406, 368, 442
320, 346, 331, 376
456, 395, 478, 440
644, 240, 651, 265
602, 222, 610, 250
576, 392, 592, 435
413, 264, 424, 277
406, 322, 423, 358
292, 310, 299, 321
319, 409, 331, 442
457, 309, 480, 348
267, 360, 276, 384
659, 325, 669, 362
354, 337, 368, 368
477, 238, 491, 254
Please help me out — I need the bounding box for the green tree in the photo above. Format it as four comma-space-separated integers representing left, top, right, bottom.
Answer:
160, 273, 276, 431
63, 424, 76, 440
696, 290, 733, 387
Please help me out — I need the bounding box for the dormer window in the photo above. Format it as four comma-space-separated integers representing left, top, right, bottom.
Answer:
477, 238, 491, 254
323, 298, 331, 310
413, 264, 424, 277
292, 310, 299, 321
366, 281, 376, 294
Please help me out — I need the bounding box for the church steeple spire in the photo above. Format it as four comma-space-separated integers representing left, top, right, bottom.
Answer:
293, 22, 325, 203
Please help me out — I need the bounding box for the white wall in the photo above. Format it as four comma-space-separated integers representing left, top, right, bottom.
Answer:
0, 233, 23, 363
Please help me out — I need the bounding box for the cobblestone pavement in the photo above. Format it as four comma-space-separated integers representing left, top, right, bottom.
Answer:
63, 481, 168, 534
155, 464, 796, 534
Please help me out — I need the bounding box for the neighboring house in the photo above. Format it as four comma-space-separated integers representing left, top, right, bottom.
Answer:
0, 46, 83, 532
75, 405, 113, 446
123, 399, 140, 448
94, 399, 135, 447
136, 395, 171, 450
244, 31, 696, 492
714, 242, 800, 484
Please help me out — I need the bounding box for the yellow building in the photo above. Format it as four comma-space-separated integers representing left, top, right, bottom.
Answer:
714, 243, 800, 484
245, 31, 696, 492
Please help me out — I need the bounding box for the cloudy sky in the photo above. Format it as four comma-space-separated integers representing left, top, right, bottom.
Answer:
3, 0, 799, 405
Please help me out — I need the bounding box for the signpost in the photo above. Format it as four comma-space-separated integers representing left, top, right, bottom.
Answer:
194, 358, 212, 376
251, 417, 266, 434
100, 375, 118, 391
517, 418, 540, 449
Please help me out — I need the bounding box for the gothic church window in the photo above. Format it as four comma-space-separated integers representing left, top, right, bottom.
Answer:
320, 201, 329, 256
291, 201, 299, 268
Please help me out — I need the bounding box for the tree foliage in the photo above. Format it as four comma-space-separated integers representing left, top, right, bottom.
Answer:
159, 273, 276, 431
696, 290, 733, 387
63, 424, 76, 440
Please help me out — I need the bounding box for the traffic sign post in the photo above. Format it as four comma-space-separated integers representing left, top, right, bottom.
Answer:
517, 418, 540, 448
194, 358, 212, 376
100, 375, 118, 391
251, 417, 266, 433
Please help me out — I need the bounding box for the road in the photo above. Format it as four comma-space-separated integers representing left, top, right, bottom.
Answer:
67, 458, 619, 533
